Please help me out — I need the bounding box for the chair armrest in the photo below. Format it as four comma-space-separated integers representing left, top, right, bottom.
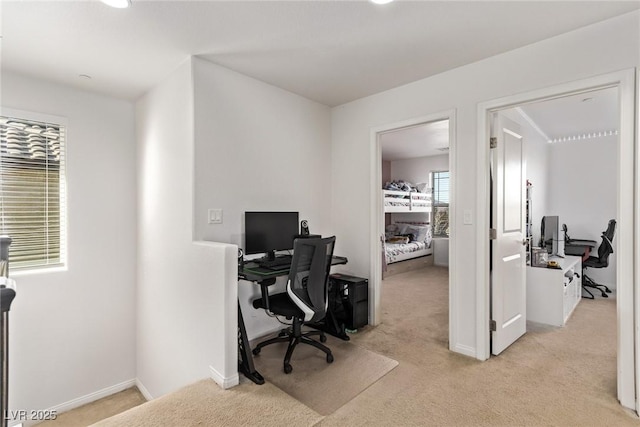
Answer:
254, 278, 277, 312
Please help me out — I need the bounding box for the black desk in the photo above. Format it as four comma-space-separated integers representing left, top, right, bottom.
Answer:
564, 239, 597, 259
237, 256, 348, 385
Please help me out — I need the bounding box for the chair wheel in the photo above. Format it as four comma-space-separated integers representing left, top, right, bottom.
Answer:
284, 363, 293, 374
252, 348, 261, 356
326, 353, 334, 363
606, 289, 612, 293
320, 334, 327, 343
601, 293, 608, 298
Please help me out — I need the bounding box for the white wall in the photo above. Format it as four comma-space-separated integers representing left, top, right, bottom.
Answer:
501, 109, 550, 246
548, 135, 617, 287
1, 72, 137, 418
522, 122, 550, 247
331, 11, 640, 357
390, 153, 449, 183
390, 154, 448, 224
136, 59, 239, 398
191, 57, 333, 341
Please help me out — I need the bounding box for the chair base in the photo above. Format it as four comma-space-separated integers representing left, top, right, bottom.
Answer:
582, 273, 612, 299
252, 319, 333, 374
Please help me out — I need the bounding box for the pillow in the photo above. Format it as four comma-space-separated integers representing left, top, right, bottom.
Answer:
395, 223, 410, 235
404, 224, 429, 243
385, 224, 399, 233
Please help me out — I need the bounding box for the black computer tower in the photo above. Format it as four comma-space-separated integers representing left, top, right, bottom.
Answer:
330, 273, 368, 330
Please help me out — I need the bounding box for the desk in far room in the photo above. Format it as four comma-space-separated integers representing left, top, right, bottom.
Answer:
564, 239, 597, 261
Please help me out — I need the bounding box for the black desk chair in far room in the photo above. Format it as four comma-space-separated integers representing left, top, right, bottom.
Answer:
252, 236, 336, 374
579, 219, 616, 299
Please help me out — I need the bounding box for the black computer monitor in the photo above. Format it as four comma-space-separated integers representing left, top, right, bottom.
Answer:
244, 211, 299, 260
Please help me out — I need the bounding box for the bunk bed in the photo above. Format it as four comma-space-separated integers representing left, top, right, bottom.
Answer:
384, 222, 433, 264
383, 189, 431, 212
382, 181, 433, 265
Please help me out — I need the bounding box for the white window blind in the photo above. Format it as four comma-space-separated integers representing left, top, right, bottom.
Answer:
0, 115, 66, 270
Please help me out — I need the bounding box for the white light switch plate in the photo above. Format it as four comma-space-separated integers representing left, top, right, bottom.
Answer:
208, 209, 223, 224
463, 209, 472, 225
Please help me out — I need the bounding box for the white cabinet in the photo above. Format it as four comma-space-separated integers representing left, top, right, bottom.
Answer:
433, 237, 449, 267
526, 256, 581, 327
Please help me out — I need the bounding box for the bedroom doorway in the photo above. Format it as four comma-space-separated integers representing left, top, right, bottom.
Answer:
370, 110, 456, 349
476, 69, 636, 410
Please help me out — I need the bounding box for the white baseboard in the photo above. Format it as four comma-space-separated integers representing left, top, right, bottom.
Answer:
135, 378, 154, 401
452, 343, 476, 358
209, 365, 239, 389
11, 379, 137, 427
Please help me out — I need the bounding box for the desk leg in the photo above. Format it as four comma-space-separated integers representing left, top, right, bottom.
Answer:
237, 302, 264, 385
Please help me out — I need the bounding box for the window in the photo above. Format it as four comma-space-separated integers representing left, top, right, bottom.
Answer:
432, 171, 449, 237
0, 114, 66, 270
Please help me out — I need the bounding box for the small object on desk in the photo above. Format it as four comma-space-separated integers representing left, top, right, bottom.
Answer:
300, 220, 310, 236
547, 260, 561, 269
258, 254, 292, 268
531, 248, 548, 268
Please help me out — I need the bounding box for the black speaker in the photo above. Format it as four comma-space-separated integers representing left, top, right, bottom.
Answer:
300, 220, 310, 236
238, 248, 244, 268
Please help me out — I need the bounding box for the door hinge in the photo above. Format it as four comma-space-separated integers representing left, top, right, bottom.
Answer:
490, 137, 498, 149
490, 320, 497, 331
489, 228, 497, 240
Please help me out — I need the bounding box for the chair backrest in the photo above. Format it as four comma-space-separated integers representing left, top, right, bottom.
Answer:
286, 236, 336, 323
596, 219, 616, 266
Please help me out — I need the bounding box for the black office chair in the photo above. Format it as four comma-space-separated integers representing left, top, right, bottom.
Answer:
581, 219, 616, 299
252, 236, 335, 374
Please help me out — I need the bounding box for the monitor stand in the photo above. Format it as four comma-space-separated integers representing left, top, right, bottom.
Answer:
264, 250, 276, 262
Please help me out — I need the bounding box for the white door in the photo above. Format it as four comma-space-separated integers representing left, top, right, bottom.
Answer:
490, 113, 527, 355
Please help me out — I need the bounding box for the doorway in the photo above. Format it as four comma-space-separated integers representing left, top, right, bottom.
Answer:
380, 120, 449, 277
369, 110, 456, 348
477, 69, 636, 410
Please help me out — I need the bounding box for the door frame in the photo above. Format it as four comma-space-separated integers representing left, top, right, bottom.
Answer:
476, 69, 637, 409
369, 109, 456, 345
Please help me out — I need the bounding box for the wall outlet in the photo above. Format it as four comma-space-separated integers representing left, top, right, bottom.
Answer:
208, 209, 223, 224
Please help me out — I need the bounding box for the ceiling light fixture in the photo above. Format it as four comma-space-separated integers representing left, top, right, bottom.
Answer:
100, 0, 131, 8
370, 0, 395, 4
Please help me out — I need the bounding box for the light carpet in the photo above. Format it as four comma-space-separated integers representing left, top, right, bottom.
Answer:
92, 379, 323, 427
77, 265, 638, 426
251, 334, 398, 415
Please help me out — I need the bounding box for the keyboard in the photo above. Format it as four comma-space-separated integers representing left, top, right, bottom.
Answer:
258, 255, 293, 269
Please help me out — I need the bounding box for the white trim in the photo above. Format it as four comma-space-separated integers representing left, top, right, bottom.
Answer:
0, 107, 69, 274
635, 66, 640, 417
210, 365, 240, 390
452, 343, 476, 359
514, 107, 550, 141
135, 377, 154, 401
369, 110, 457, 339
11, 379, 138, 427
0, 108, 67, 128
476, 69, 637, 410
